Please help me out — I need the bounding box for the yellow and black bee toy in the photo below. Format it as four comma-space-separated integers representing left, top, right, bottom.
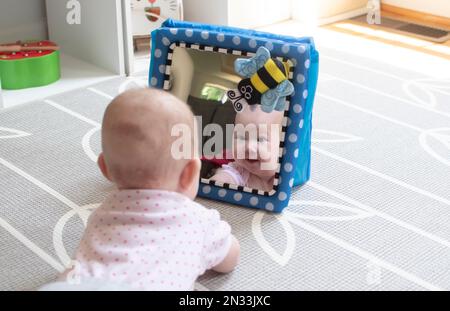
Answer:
227, 46, 294, 113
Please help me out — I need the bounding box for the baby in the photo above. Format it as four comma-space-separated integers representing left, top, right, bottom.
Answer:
210, 104, 283, 192
41, 89, 240, 291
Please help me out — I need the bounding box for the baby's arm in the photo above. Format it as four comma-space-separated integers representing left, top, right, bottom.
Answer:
209, 168, 237, 185
202, 209, 240, 274
212, 235, 240, 273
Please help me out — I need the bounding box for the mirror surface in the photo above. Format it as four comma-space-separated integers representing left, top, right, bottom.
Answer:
169, 47, 285, 193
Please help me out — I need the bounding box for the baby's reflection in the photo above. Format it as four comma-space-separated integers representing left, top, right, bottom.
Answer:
209, 105, 283, 192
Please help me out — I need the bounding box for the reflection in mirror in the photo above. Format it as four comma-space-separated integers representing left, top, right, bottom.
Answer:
168, 47, 286, 193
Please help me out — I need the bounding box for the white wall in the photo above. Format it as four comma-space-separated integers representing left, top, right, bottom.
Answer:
382, 0, 450, 18
183, 0, 290, 28
183, 0, 229, 26
183, 0, 371, 28
46, 0, 125, 75
170, 47, 194, 103
0, 0, 48, 43
228, 0, 291, 28
292, 0, 369, 25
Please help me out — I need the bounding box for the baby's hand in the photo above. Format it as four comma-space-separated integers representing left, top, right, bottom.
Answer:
209, 168, 238, 185
203, 209, 240, 273
212, 235, 240, 273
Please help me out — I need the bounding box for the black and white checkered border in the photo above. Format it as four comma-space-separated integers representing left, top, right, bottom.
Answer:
164, 42, 295, 197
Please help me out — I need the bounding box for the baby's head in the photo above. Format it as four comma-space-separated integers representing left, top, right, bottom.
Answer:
98, 88, 200, 199
232, 105, 283, 179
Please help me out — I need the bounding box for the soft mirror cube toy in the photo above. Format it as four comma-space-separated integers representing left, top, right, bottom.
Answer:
149, 19, 319, 213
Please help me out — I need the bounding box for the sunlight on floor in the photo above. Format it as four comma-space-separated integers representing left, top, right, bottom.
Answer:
258, 19, 450, 79
333, 22, 431, 47
426, 43, 450, 56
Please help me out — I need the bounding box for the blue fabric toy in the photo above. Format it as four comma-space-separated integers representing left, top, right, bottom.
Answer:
149, 19, 319, 212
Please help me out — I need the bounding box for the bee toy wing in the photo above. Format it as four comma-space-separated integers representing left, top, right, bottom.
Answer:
234, 46, 271, 78
261, 80, 294, 112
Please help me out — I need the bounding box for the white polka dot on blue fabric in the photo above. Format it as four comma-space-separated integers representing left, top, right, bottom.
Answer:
293, 104, 302, 114
233, 193, 242, 201
217, 33, 225, 42
278, 191, 287, 201
264, 41, 273, 51
169, 28, 178, 35
218, 189, 227, 197
154, 49, 162, 58
299, 119, 304, 129
150, 77, 158, 86
282, 148, 286, 156
202, 185, 211, 194
289, 178, 294, 187
286, 117, 292, 126
162, 37, 170, 46
294, 148, 299, 158
303, 90, 308, 99
289, 133, 297, 143
159, 64, 166, 74
305, 59, 310, 69
249, 39, 257, 48
284, 163, 293, 173
201, 31, 209, 39
232, 36, 241, 45
298, 45, 306, 54
185, 29, 193, 37
265, 202, 274, 211
282, 44, 290, 54
296, 74, 305, 84
250, 197, 259, 206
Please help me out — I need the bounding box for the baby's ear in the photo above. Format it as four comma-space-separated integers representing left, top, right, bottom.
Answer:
179, 158, 201, 193
97, 153, 112, 182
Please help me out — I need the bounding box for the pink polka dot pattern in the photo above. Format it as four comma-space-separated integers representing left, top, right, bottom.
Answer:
70, 189, 232, 290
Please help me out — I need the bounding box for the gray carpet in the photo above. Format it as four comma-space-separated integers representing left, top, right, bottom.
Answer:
1, 46, 450, 291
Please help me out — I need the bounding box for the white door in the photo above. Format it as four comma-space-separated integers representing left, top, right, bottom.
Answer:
46, 0, 126, 75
